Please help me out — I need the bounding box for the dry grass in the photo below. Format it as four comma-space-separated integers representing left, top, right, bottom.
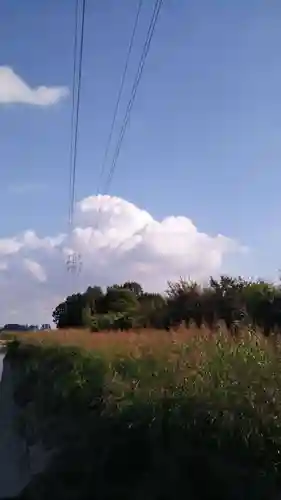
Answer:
5, 324, 270, 351
9, 326, 281, 499
4, 326, 242, 376
5, 325, 206, 352
5, 325, 272, 383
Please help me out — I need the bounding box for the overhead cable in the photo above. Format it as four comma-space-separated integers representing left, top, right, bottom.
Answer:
68, 0, 86, 231
102, 0, 164, 194
68, 0, 79, 229
96, 0, 144, 194
67, 0, 86, 276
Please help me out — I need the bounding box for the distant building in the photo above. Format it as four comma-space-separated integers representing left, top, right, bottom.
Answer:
1, 323, 51, 333
2, 324, 28, 332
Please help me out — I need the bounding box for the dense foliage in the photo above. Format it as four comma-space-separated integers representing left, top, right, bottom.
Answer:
10, 333, 281, 500
53, 276, 281, 335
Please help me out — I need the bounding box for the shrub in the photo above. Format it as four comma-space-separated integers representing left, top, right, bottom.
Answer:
8, 332, 281, 500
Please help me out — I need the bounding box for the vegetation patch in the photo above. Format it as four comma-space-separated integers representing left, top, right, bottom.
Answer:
51, 276, 281, 338
8, 331, 281, 500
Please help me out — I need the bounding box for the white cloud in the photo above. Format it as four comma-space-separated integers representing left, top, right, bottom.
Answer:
23, 259, 47, 283
0, 195, 245, 324
0, 238, 22, 256
0, 66, 68, 106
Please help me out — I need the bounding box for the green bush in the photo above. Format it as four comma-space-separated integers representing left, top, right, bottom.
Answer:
9, 336, 281, 500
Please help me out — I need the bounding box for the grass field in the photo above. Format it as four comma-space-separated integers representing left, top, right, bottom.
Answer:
2, 324, 269, 355
8, 327, 281, 499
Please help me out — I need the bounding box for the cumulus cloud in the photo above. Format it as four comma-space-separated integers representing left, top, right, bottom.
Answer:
0, 66, 68, 106
0, 238, 22, 256
0, 195, 245, 324
23, 259, 47, 283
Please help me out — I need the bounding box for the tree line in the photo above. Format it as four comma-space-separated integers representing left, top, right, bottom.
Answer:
52, 275, 281, 336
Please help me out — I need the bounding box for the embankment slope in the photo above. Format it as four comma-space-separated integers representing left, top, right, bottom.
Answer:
0, 350, 29, 497
5, 333, 281, 500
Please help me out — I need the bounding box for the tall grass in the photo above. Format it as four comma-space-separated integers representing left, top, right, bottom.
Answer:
9, 328, 281, 500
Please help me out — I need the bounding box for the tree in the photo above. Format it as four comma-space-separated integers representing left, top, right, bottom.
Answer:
242, 280, 281, 336
82, 305, 93, 329
166, 279, 203, 328
209, 276, 247, 333
52, 301, 68, 328
103, 287, 139, 314
53, 293, 86, 328
84, 286, 104, 314
122, 281, 143, 297
52, 275, 281, 337
138, 292, 166, 328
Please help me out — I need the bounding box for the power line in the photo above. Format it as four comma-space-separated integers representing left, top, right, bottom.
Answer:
66, 0, 164, 276
94, 0, 164, 260
68, 0, 79, 228
68, 0, 86, 231
102, 0, 164, 194
91, 0, 145, 238
67, 0, 87, 276
96, 0, 144, 194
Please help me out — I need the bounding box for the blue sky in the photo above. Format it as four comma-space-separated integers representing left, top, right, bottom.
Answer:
1, 0, 281, 293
